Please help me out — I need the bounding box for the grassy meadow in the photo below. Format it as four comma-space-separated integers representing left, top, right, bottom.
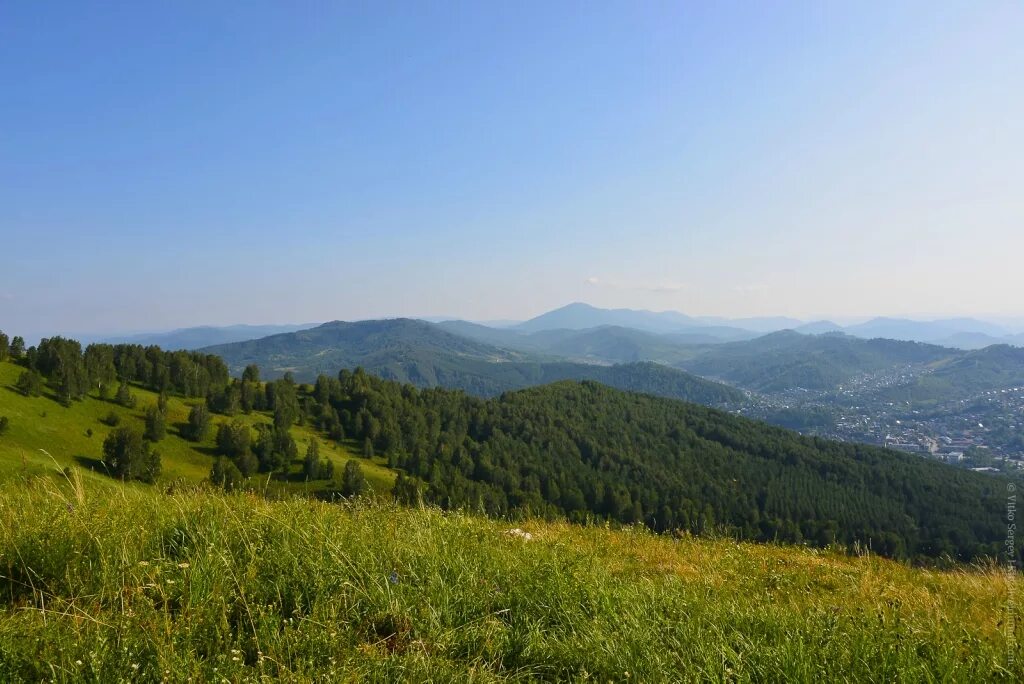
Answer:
0, 358, 1021, 681
0, 360, 395, 494
0, 474, 1020, 682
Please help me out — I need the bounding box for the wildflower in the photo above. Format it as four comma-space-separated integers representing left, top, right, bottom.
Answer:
177, 562, 190, 569
75, 660, 83, 666
131, 664, 139, 671
138, 561, 149, 566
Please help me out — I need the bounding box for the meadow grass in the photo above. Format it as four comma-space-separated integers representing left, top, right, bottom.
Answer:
0, 360, 395, 494
0, 472, 1019, 682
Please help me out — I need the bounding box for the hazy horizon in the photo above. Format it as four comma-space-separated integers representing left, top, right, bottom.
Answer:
2, 2, 1022, 340
17, 301, 1024, 346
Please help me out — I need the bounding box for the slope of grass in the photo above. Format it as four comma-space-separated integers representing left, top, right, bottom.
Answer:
0, 360, 395, 494
0, 475, 1019, 682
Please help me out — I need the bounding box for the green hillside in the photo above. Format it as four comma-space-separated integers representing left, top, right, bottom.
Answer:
882, 344, 1024, 404
318, 371, 1021, 563
0, 477, 1018, 682
0, 360, 395, 494
679, 331, 954, 391
203, 319, 744, 404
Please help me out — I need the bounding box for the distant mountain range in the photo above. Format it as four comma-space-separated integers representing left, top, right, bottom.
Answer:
100, 323, 319, 350
88, 303, 1024, 353
202, 319, 745, 405
509, 303, 1022, 349
177, 302, 1024, 407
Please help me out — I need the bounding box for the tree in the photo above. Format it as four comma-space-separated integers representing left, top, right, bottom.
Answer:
242, 364, 260, 383
0, 332, 9, 361
215, 421, 251, 458
301, 439, 334, 480
102, 427, 160, 483
115, 381, 136, 408
341, 460, 367, 497
84, 344, 117, 399
144, 405, 166, 442
235, 449, 259, 477
303, 439, 321, 480
15, 369, 42, 397
185, 403, 211, 441
35, 337, 88, 405
10, 336, 24, 358
253, 425, 296, 473
363, 437, 374, 459
271, 377, 299, 430
210, 457, 243, 491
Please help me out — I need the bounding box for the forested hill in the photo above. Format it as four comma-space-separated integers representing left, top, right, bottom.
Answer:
679, 331, 953, 391
324, 371, 1018, 563
881, 344, 1024, 403
203, 319, 744, 404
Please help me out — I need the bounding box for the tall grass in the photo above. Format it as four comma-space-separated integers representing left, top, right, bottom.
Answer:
0, 472, 1020, 682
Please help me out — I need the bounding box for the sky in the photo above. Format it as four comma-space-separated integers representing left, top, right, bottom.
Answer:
1, 1, 1022, 340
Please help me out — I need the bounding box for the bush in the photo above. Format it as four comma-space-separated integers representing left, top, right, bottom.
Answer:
103, 411, 121, 427
0, 416, 9, 437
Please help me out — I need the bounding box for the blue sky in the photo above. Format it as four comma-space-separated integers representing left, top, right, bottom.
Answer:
1, 2, 1022, 340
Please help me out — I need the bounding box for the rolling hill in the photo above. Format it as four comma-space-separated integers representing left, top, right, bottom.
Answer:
204, 319, 744, 404
0, 359, 395, 493
334, 372, 1021, 562
677, 331, 954, 392
881, 344, 1024, 403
